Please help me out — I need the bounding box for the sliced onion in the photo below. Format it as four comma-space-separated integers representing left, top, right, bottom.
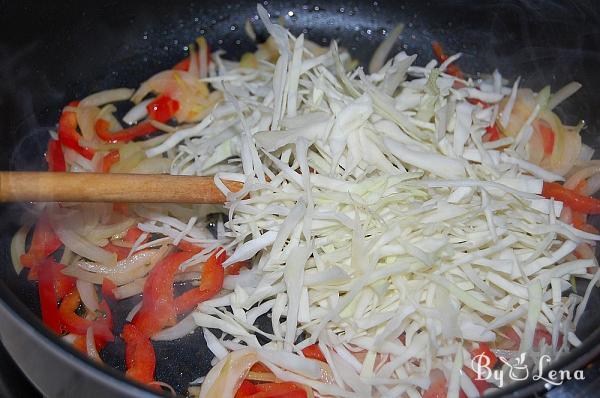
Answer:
63, 147, 95, 171
77, 249, 156, 275
76, 280, 99, 313
87, 218, 136, 243
575, 243, 595, 260
131, 70, 209, 104
123, 98, 152, 125
152, 314, 197, 341
527, 127, 545, 165
50, 220, 117, 267
564, 165, 600, 190
584, 174, 600, 196
113, 278, 146, 299
86, 327, 102, 362
77, 105, 102, 140
80, 88, 134, 107
10, 224, 30, 274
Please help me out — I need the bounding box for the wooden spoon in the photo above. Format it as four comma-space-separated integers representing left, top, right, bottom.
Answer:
0, 172, 243, 204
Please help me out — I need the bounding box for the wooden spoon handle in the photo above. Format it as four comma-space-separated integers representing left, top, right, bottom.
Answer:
0, 172, 243, 204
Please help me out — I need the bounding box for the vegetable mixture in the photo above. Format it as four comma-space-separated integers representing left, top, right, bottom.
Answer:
11, 4, 600, 398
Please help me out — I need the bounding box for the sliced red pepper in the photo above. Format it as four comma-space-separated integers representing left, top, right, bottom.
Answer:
146, 95, 179, 123
423, 369, 448, 398
250, 362, 271, 373
59, 291, 114, 342
101, 150, 120, 173
102, 278, 117, 301
122, 323, 156, 384
103, 242, 130, 261
467, 98, 491, 108
174, 251, 225, 315
58, 103, 95, 160
46, 140, 66, 172
20, 212, 62, 269
302, 344, 326, 362
225, 261, 250, 276
469, 342, 497, 369
482, 124, 501, 143
432, 41, 464, 79
177, 240, 203, 254
124, 227, 147, 245
132, 251, 195, 336
235, 380, 260, 398
38, 259, 62, 334
95, 118, 158, 143
536, 121, 555, 156
542, 182, 600, 214
173, 57, 191, 71
53, 265, 76, 300
572, 210, 587, 229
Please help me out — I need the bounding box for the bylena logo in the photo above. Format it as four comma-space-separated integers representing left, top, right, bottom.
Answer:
471, 352, 585, 388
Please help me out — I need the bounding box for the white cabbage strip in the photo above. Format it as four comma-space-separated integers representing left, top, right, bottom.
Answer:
138, 5, 600, 397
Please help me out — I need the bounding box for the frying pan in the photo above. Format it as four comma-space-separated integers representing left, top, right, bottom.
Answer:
1, 0, 600, 397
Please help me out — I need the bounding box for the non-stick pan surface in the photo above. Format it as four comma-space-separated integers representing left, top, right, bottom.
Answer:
1, 1, 600, 397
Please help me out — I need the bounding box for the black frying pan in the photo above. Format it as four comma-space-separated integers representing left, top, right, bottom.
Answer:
1, 1, 600, 397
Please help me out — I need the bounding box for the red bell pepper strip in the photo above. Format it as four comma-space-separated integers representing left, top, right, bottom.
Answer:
20, 212, 62, 269
101, 150, 120, 173
173, 57, 191, 71
102, 278, 117, 301
469, 342, 497, 369
250, 382, 307, 398
301, 344, 326, 362
542, 182, 600, 214
250, 362, 271, 373
53, 264, 76, 300
124, 227, 147, 245
467, 98, 491, 108
482, 124, 501, 143
536, 121, 555, 155
103, 242, 130, 261
95, 119, 158, 143
122, 323, 156, 384
432, 41, 464, 79
46, 140, 66, 172
225, 261, 250, 276
235, 380, 260, 398
146, 95, 180, 123
174, 251, 225, 315
58, 102, 95, 160
59, 291, 114, 342
177, 240, 203, 254
38, 259, 62, 334
132, 251, 195, 336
